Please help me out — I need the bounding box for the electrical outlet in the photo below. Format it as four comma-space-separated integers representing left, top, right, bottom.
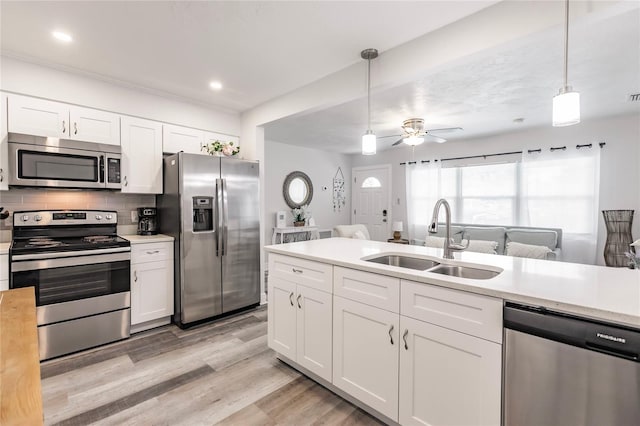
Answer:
131, 210, 138, 223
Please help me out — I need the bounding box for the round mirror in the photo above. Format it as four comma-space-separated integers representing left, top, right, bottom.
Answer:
283, 171, 313, 209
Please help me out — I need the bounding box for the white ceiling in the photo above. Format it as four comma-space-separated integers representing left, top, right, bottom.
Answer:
0, 1, 497, 112
264, 5, 640, 153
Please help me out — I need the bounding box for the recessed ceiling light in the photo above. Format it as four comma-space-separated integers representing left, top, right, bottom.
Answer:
209, 81, 223, 91
52, 31, 72, 43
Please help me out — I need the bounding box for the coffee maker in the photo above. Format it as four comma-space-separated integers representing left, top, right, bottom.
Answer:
137, 207, 158, 235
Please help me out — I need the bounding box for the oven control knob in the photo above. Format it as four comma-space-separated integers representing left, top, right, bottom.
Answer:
21, 215, 29, 222
95, 215, 103, 221
34, 215, 42, 222
105, 214, 113, 220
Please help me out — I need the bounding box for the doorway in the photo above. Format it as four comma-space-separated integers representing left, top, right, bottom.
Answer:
351, 165, 392, 241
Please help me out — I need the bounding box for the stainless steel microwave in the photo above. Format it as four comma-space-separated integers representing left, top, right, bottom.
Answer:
8, 133, 121, 189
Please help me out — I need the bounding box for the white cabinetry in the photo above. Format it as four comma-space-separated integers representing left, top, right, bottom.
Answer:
130, 241, 174, 332
333, 295, 399, 421
162, 124, 204, 154
8, 94, 120, 145
120, 117, 163, 194
0, 94, 8, 191
267, 254, 332, 382
0, 252, 8, 291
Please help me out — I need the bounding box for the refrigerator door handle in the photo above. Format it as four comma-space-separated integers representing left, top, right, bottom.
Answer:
221, 178, 229, 256
215, 178, 222, 257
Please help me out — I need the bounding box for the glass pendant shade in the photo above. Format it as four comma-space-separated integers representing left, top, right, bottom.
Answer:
362, 131, 376, 155
552, 89, 580, 127
403, 136, 425, 146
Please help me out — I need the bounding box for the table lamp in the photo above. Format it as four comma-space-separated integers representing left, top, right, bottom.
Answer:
392, 221, 403, 240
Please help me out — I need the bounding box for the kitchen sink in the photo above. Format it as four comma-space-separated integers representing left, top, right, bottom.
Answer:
427, 265, 500, 280
365, 255, 440, 271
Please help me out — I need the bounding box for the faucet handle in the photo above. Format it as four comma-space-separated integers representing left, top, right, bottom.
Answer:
449, 239, 469, 252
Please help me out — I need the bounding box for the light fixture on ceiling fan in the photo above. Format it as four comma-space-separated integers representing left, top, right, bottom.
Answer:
361, 48, 378, 155
552, 0, 580, 127
379, 118, 463, 146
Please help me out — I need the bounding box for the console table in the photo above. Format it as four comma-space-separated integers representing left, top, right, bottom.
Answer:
272, 226, 320, 244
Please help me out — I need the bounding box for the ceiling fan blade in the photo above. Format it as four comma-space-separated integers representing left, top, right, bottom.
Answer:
425, 127, 463, 134
425, 134, 447, 144
378, 134, 402, 139
391, 138, 406, 146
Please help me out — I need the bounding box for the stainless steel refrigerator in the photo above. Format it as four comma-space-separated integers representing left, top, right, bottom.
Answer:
157, 152, 260, 327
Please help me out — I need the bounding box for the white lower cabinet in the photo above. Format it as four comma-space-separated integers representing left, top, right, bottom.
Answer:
0, 252, 8, 291
332, 295, 399, 421
399, 315, 502, 426
268, 276, 332, 381
130, 241, 174, 331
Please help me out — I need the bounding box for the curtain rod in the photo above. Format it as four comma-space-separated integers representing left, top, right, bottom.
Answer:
399, 142, 606, 166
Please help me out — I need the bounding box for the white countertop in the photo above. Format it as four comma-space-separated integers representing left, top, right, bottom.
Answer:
122, 234, 174, 243
265, 238, 640, 328
0, 243, 9, 255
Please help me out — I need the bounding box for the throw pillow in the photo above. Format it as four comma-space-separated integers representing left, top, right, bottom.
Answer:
462, 239, 498, 255
352, 230, 367, 240
506, 241, 552, 259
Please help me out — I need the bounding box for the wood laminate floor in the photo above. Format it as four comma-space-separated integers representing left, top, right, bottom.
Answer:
41, 306, 384, 426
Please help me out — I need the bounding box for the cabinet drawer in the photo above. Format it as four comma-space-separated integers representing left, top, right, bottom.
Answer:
268, 254, 332, 293
132, 242, 172, 264
334, 267, 399, 313
0, 254, 8, 281
401, 280, 503, 343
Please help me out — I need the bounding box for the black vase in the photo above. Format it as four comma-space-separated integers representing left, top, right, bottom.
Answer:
602, 210, 634, 267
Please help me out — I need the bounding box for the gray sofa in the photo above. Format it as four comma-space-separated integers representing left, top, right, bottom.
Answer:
414, 223, 563, 261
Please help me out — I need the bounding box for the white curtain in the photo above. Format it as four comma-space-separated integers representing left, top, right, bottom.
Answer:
405, 161, 441, 243
520, 147, 601, 264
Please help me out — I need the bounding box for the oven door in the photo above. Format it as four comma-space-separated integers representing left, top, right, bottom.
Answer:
10, 249, 130, 324
9, 142, 105, 189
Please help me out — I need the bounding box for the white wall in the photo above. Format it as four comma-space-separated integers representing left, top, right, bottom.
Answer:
0, 56, 241, 136
351, 113, 640, 265
264, 140, 352, 247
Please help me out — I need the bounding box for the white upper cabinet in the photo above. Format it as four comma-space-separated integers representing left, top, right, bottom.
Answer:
0, 94, 8, 191
163, 124, 204, 155
8, 94, 69, 138
8, 95, 120, 145
69, 105, 120, 146
120, 116, 163, 194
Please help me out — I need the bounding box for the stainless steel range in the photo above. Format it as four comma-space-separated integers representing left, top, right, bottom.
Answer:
9, 210, 131, 360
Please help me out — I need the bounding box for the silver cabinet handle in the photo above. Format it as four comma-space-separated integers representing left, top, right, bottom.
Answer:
123, 176, 128, 187
297, 294, 302, 309
403, 329, 409, 350
62, 120, 66, 133
0, 169, 3, 183
134, 270, 138, 282
289, 292, 294, 306
74, 122, 78, 135
389, 324, 394, 345
292, 268, 303, 274
146, 250, 160, 255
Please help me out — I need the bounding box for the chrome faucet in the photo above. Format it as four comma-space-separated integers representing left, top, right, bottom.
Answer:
429, 199, 468, 259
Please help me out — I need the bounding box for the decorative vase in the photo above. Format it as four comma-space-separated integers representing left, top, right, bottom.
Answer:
293, 221, 305, 227
602, 210, 634, 267
212, 151, 223, 157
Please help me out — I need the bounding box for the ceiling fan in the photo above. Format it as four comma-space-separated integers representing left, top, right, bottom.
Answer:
379, 118, 463, 146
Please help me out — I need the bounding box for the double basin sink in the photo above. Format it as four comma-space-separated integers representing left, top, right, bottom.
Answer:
364, 254, 500, 279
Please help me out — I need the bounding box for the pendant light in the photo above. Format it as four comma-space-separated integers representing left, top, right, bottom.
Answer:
361, 48, 378, 155
552, 0, 580, 127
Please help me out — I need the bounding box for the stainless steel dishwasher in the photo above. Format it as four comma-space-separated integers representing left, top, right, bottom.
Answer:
504, 302, 640, 426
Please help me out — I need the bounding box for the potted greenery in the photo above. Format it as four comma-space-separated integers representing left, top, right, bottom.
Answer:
292, 205, 310, 227
202, 140, 240, 157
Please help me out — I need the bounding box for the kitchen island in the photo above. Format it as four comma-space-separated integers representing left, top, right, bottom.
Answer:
264, 237, 640, 425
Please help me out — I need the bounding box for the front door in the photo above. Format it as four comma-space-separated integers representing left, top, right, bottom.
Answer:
352, 165, 391, 241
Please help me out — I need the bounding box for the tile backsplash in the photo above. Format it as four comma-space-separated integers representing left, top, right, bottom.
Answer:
0, 188, 155, 242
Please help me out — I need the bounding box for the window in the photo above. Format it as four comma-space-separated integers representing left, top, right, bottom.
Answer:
361, 177, 381, 188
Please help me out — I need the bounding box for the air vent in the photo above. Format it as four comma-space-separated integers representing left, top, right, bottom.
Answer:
629, 93, 640, 102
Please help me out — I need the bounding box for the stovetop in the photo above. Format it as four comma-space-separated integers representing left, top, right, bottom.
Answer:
11, 235, 130, 255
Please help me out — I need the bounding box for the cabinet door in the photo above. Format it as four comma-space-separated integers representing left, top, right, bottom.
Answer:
0, 94, 8, 190
333, 296, 399, 421
267, 277, 297, 360
0, 253, 8, 290
163, 124, 204, 154
8, 94, 68, 138
69, 106, 120, 145
296, 284, 332, 382
131, 260, 174, 325
399, 315, 502, 426
121, 116, 163, 193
